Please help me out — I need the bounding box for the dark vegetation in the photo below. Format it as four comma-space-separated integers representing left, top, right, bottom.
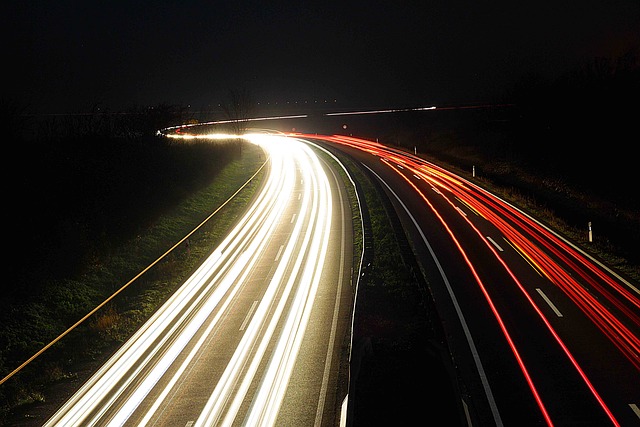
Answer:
8, 105, 230, 293
321, 148, 465, 426
0, 104, 258, 424
331, 51, 640, 281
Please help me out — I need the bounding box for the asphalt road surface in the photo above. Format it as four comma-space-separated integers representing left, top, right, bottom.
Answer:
304, 134, 640, 427
43, 134, 355, 427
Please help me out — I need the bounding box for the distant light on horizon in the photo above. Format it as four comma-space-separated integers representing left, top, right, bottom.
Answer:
325, 106, 436, 116
159, 106, 438, 136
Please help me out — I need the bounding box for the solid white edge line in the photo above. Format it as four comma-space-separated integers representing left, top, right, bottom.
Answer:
364, 164, 503, 427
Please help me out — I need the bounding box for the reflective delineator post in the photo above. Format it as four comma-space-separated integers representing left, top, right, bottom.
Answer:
588, 221, 593, 242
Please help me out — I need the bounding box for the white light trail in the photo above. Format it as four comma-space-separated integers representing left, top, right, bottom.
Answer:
194, 138, 333, 426
43, 133, 337, 427
324, 106, 436, 116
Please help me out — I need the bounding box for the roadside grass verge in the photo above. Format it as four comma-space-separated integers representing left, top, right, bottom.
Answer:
0, 141, 265, 423
323, 146, 463, 426
414, 151, 640, 285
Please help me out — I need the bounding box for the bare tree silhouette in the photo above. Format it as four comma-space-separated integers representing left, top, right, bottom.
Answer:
220, 88, 252, 136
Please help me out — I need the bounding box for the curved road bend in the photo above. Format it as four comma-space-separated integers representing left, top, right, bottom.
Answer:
303, 134, 640, 427
43, 134, 355, 427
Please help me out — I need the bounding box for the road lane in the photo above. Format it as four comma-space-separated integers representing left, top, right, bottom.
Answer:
43, 134, 355, 427
303, 134, 639, 427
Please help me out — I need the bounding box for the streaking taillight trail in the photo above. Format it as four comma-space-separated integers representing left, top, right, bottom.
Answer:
295, 133, 638, 427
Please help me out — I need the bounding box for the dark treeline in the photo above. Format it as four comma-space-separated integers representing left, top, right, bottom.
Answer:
509, 51, 639, 199
400, 49, 639, 206
0, 103, 247, 420
337, 48, 639, 264
5, 104, 240, 303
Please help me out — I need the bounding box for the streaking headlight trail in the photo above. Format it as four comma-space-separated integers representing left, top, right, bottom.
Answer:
44, 133, 338, 426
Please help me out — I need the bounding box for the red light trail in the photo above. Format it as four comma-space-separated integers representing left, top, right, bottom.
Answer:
296, 133, 638, 426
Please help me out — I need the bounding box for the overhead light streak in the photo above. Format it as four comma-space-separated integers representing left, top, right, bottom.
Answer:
325, 106, 436, 116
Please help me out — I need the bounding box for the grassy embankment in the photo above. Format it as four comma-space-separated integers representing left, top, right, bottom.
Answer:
411, 146, 640, 285
320, 145, 466, 426
1, 120, 266, 423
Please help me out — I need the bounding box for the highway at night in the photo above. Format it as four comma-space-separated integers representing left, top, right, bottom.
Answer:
41, 130, 639, 427
300, 133, 639, 427
43, 134, 355, 427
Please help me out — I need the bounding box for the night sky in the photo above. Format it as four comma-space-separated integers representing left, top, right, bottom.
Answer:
3, 0, 639, 114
